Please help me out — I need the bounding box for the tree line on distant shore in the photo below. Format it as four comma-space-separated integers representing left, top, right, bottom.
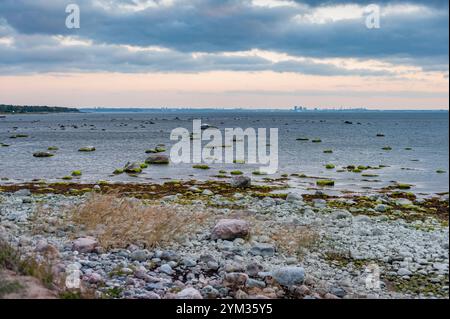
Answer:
0, 104, 80, 113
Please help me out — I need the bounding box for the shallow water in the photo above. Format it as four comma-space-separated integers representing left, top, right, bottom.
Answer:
0, 110, 448, 195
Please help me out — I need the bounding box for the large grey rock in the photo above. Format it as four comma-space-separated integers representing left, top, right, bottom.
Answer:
271, 266, 306, 287
230, 176, 251, 188
211, 219, 250, 240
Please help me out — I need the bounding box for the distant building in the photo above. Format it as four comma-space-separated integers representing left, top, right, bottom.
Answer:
293, 106, 307, 112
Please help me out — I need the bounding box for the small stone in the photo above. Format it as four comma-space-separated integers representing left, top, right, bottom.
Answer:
246, 278, 266, 289
235, 289, 249, 299
250, 243, 275, 257
86, 273, 103, 284
293, 285, 311, 297
397, 268, 412, 276
202, 189, 214, 196
161, 250, 179, 261
182, 258, 197, 267
271, 267, 306, 287
22, 197, 33, 204
201, 286, 220, 299
224, 273, 249, 287
286, 193, 302, 203
206, 261, 219, 272
374, 204, 388, 212
395, 198, 412, 206
130, 249, 150, 262
354, 215, 371, 223
333, 210, 352, 219
246, 262, 264, 277
313, 199, 327, 208
330, 287, 347, 298
176, 288, 203, 299
159, 264, 173, 275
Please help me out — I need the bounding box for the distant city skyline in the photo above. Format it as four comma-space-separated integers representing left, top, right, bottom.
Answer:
0, 1, 448, 110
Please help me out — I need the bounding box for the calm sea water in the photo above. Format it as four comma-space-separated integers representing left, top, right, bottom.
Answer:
0, 110, 448, 195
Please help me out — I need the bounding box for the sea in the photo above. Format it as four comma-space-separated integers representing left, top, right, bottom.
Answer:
0, 110, 448, 196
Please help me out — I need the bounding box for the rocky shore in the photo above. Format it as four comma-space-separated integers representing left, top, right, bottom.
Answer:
0, 179, 448, 299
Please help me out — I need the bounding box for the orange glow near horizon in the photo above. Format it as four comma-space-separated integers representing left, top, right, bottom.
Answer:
0, 71, 448, 110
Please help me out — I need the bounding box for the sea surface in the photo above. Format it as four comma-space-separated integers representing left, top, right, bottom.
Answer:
0, 110, 448, 195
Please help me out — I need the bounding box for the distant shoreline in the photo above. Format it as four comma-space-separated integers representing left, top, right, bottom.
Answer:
0, 105, 80, 114
79, 108, 449, 113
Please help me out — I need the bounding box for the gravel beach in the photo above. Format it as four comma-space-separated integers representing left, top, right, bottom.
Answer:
0, 180, 448, 299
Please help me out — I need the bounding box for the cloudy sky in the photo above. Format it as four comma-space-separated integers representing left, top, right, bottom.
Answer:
0, 0, 448, 109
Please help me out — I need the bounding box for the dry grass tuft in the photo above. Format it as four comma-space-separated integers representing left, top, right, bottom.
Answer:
0, 239, 54, 289
251, 220, 320, 258
69, 193, 208, 249
270, 225, 320, 256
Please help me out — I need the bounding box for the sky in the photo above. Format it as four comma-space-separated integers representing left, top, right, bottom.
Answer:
0, 0, 448, 110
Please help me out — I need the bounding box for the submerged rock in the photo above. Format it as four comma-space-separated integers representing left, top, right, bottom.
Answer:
33, 152, 54, 158
124, 162, 143, 174
78, 146, 96, 152
145, 155, 170, 165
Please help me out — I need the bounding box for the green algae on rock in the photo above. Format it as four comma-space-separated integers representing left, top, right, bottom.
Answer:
317, 180, 335, 187
78, 146, 96, 152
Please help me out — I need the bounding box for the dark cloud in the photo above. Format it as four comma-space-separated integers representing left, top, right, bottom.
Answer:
0, 0, 448, 74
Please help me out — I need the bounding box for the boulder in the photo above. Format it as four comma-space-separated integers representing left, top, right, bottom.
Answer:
124, 162, 142, 174
72, 237, 98, 253
211, 219, 250, 240
230, 176, 251, 188
145, 154, 170, 165
78, 146, 96, 152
